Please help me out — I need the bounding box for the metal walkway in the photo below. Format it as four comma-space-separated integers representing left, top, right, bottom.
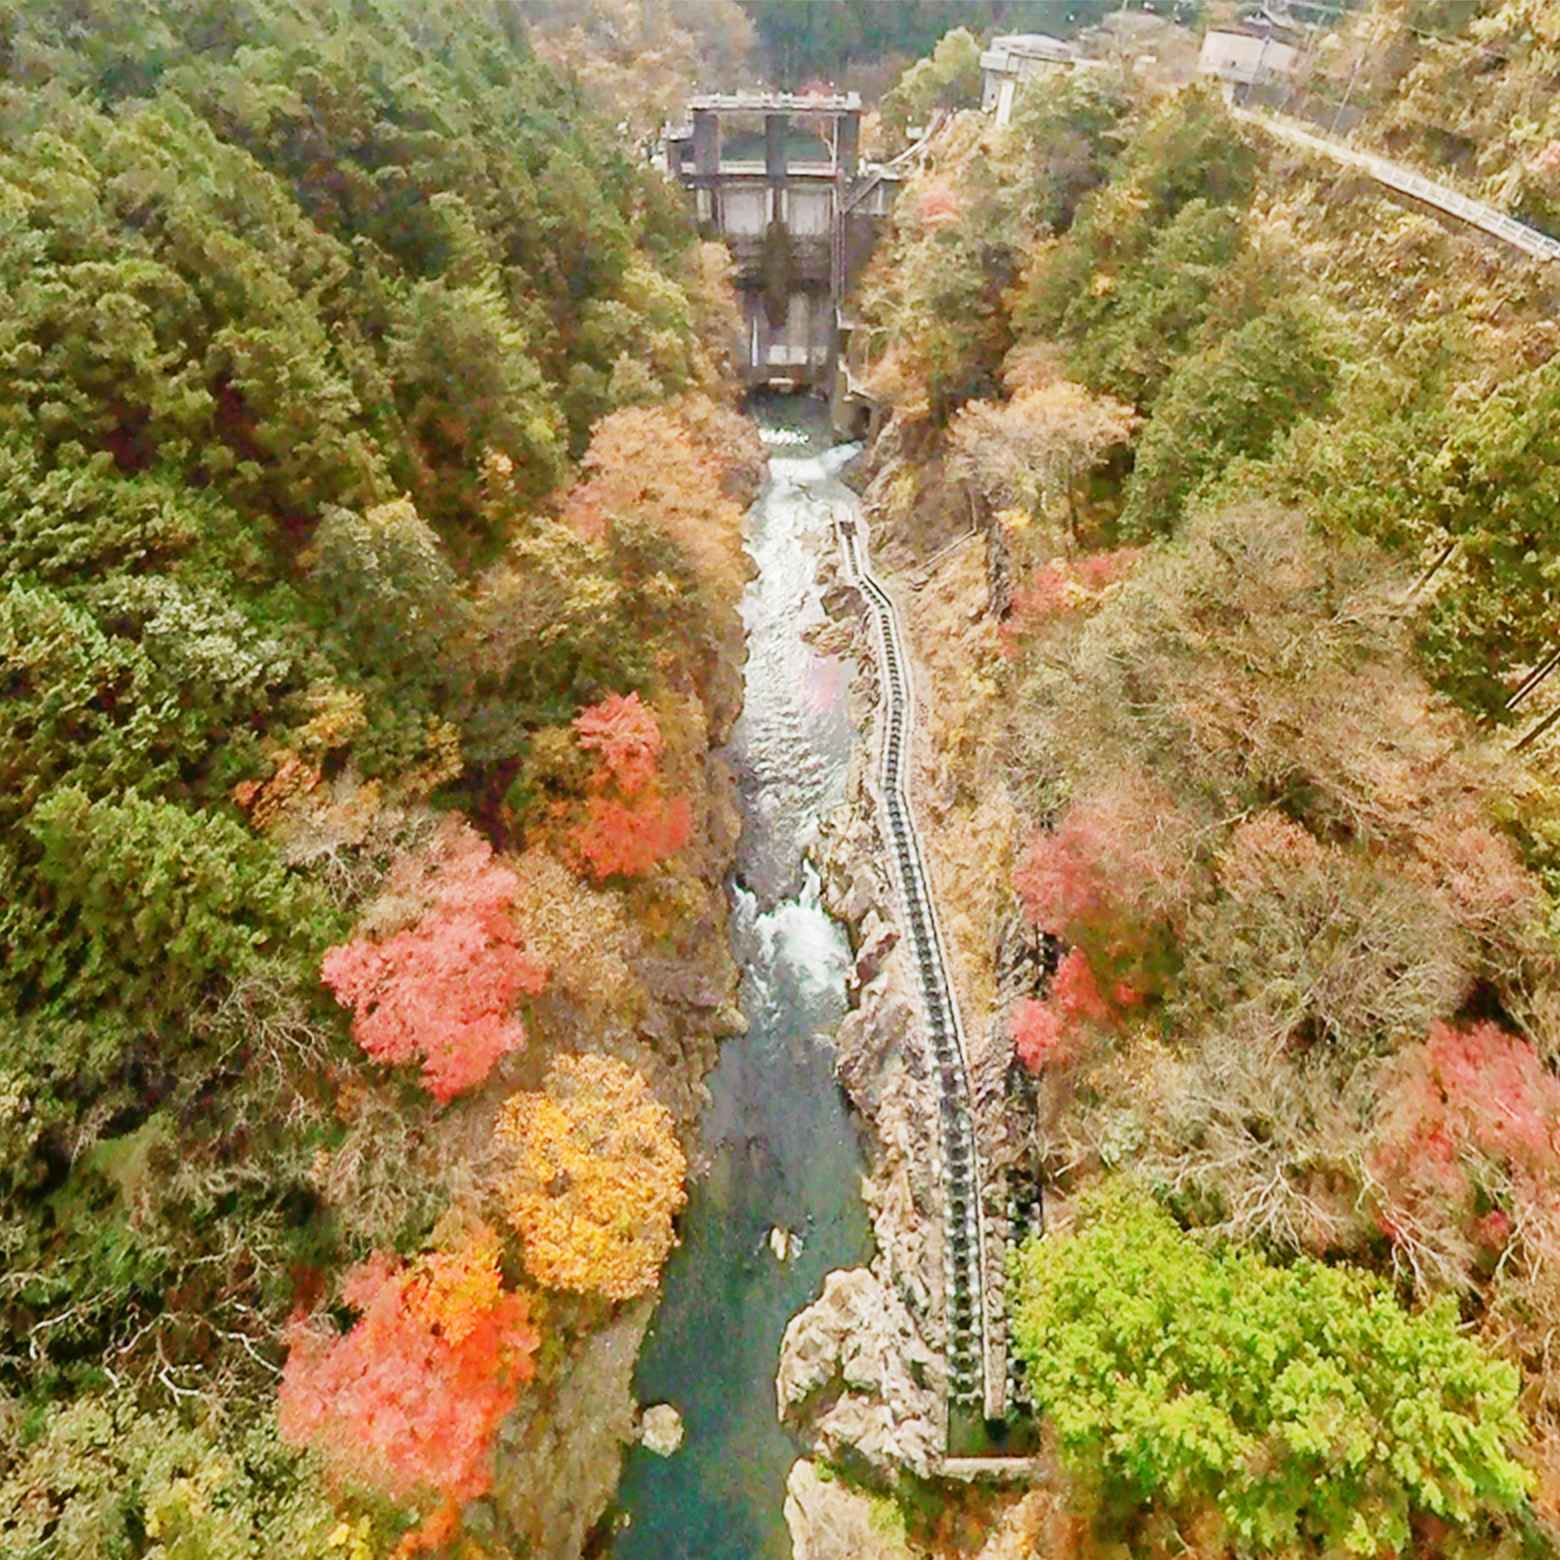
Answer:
1235, 108, 1560, 265
832, 506, 1004, 1424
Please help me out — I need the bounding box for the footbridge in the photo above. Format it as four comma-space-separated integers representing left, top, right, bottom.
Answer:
832, 505, 1008, 1429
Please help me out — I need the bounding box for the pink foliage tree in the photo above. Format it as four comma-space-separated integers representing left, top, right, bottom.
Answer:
322, 821, 547, 1102
1012, 780, 1191, 990
917, 178, 961, 228
1012, 948, 1115, 1074
565, 691, 691, 880
1010, 779, 1194, 1074
1371, 1020, 1560, 1262
573, 692, 663, 797
1001, 549, 1140, 656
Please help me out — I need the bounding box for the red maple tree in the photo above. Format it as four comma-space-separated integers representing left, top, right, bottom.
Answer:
1011, 780, 1189, 1001
1371, 1019, 1560, 1256
278, 1225, 539, 1510
322, 821, 547, 1101
574, 692, 663, 797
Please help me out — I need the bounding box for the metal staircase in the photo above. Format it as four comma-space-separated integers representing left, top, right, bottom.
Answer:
833, 507, 1004, 1424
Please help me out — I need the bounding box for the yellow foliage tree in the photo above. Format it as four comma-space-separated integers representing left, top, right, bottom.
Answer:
559, 398, 750, 617
496, 1055, 686, 1301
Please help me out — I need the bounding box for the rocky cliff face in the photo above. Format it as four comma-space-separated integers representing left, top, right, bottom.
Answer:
784, 1458, 1060, 1560
784, 1460, 917, 1560
778, 1267, 942, 1478
485, 1301, 654, 1558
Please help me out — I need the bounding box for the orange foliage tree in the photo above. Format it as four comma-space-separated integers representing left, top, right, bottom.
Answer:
497, 1054, 686, 1300
278, 1222, 539, 1512
570, 792, 692, 881
558, 398, 746, 615
322, 819, 548, 1101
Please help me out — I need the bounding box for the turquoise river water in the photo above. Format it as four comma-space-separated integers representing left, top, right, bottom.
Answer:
610, 401, 873, 1558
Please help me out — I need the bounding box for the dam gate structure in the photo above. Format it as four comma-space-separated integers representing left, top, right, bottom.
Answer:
663, 93, 901, 399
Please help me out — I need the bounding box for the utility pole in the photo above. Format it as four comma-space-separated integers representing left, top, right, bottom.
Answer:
1329, 11, 1381, 136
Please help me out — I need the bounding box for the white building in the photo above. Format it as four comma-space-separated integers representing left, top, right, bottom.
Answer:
980, 34, 1078, 127
1197, 21, 1301, 93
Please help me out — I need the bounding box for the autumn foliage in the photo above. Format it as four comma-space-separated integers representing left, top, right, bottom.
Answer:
570, 792, 693, 881
917, 178, 962, 228
1013, 782, 1188, 981
278, 1222, 539, 1507
947, 381, 1137, 530
1001, 547, 1140, 653
322, 820, 548, 1101
1010, 780, 1193, 1075
559, 399, 748, 615
1371, 1021, 1560, 1267
567, 693, 691, 881
1012, 949, 1115, 1073
574, 692, 663, 796
497, 1054, 686, 1300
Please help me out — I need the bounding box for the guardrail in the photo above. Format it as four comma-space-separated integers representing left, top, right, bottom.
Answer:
1233, 108, 1560, 265
833, 506, 1004, 1425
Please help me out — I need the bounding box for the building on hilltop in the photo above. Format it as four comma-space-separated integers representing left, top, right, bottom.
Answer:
979, 33, 1115, 128
979, 34, 1077, 127
1198, 14, 1303, 99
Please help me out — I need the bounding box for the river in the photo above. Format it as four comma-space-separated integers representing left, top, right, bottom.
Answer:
610, 399, 872, 1558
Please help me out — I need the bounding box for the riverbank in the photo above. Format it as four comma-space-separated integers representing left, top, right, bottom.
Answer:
776, 415, 1052, 1557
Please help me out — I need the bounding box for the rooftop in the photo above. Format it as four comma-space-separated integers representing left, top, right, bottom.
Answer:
985, 33, 1076, 61
685, 91, 861, 115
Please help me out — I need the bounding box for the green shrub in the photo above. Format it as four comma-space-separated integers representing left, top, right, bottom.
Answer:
1120, 305, 1335, 537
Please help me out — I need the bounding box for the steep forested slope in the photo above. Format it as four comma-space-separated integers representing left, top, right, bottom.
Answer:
1315, 0, 1560, 234
0, 1, 757, 1553
846, 51, 1560, 1557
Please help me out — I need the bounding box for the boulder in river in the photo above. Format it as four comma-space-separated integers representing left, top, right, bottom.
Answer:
638, 1403, 685, 1457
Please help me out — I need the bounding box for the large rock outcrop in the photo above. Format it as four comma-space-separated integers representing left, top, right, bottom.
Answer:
777, 1266, 942, 1478
783, 1460, 915, 1560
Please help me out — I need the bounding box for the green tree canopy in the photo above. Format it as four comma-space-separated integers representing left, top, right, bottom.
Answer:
1010, 1183, 1533, 1555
